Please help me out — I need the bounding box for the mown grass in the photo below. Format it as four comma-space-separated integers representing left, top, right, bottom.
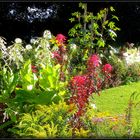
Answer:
93, 82, 140, 115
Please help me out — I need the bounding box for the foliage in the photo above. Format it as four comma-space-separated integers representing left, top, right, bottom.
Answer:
68, 3, 120, 73
1, 2, 140, 138
68, 54, 113, 129
107, 53, 127, 86
124, 62, 140, 84
8, 101, 75, 138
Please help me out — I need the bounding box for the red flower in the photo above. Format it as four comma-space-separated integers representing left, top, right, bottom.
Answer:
102, 64, 113, 73
56, 34, 67, 45
71, 75, 87, 87
31, 65, 38, 73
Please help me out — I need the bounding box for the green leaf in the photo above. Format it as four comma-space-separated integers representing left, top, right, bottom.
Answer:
69, 18, 75, 23
110, 6, 115, 12
33, 91, 57, 105
108, 21, 115, 29
112, 15, 119, 21
97, 38, 105, 47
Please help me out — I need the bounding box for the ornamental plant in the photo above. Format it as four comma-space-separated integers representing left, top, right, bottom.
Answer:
68, 54, 113, 130
9, 101, 75, 138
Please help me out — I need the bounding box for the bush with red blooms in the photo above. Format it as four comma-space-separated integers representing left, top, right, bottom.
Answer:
68, 54, 113, 129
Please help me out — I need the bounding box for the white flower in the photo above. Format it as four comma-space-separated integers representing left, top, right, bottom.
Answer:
70, 43, 77, 50
123, 52, 128, 57
26, 44, 32, 50
15, 38, 22, 44
14, 111, 18, 115
91, 103, 97, 109
30, 38, 36, 44
43, 30, 52, 39
27, 85, 33, 90
100, 53, 104, 58
110, 50, 114, 55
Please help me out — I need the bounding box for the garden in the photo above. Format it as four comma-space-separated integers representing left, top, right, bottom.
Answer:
1, 3, 140, 138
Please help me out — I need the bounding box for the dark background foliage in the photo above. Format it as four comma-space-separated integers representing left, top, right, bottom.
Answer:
0, 2, 140, 45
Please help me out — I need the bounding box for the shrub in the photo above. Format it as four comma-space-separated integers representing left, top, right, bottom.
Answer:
124, 62, 140, 84
107, 53, 127, 87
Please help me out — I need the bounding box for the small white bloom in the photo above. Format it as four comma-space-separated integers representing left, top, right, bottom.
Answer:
70, 43, 77, 50
43, 30, 52, 39
110, 50, 114, 55
26, 44, 32, 50
14, 111, 18, 115
15, 38, 22, 44
91, 103, 97, 109
30, 38, 36, 44
123, 52, 128, 57
27, 85, 33, 90
100, 53, 104, 58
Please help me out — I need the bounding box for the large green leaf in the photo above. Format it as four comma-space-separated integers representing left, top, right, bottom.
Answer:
20, 60, 38, 90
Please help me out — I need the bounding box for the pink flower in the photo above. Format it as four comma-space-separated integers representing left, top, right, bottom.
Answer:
87, 54, 101, 70
56, 34, 67, 45
52, 51, 62, 63
102, 64, 113, 73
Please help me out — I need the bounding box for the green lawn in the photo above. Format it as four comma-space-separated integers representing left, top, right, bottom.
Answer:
93, 82, 140, 115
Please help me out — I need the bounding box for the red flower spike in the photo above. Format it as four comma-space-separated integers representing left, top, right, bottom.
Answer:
56, 34, 67, 46
87, 54, 101, 72
31, 65, 38, 73
102, 64, 113, 73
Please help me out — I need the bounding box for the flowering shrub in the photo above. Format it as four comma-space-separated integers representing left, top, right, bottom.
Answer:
68, 54, 113, 129
1, 3, 140, 138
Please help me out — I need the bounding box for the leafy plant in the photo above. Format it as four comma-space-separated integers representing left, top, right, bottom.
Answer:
9, 101, 75, 138
107, 53, 127, 86
68, 3, 120, 72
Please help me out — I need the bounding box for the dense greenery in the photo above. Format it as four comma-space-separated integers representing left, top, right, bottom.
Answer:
0, 3, 140, 138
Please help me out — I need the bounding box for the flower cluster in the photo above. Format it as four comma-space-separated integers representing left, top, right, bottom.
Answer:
87, 54, 101, 72
102, 64, 113, 73
56, 34, 67, 46
69, 54, 113, 127
52, 33, 67, 81
123, 48, 140, 65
